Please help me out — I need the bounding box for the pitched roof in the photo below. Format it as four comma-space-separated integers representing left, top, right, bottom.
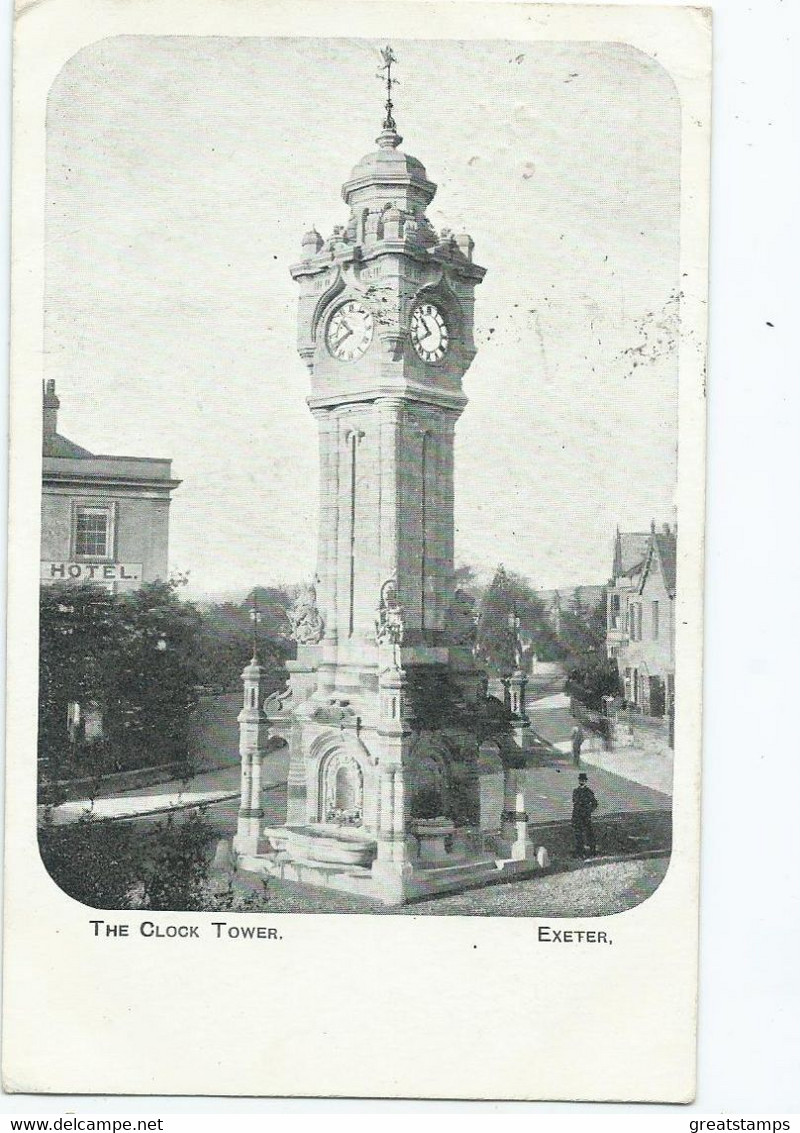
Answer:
635, 530, 678, 597
613, 532, 651, 578
42, 431, 95, 459
652, 532, 677, 595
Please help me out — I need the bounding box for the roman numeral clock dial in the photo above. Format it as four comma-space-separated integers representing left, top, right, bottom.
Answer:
326, 300, 374, 361
410, 302, 449, 363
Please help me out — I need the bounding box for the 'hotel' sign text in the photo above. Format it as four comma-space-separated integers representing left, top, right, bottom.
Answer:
41, 562, 143, 583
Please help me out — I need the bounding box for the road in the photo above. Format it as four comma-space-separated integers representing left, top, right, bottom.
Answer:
85, 685, 669, 833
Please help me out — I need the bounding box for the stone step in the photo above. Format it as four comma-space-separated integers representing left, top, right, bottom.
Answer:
412, 857, 500, 882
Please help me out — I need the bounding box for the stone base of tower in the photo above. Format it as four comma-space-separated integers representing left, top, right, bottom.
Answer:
236, 825, 542, 906
236, 846, 537, 906
232, 637, 548, 904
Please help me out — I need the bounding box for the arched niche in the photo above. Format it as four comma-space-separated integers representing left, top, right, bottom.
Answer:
407, 736, 451, 820
318, 749, 363, 827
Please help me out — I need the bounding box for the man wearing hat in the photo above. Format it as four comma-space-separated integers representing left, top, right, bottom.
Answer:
572, 772, 599, 858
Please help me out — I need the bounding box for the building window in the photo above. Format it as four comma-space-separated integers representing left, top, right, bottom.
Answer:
652, 600, 659, 639
74, 506, 113, 559
610, 592, 621, 630
629, 602, 642, 641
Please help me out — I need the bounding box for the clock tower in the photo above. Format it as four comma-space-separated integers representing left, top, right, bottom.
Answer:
235, 51, 528, 903
290, 108, 485, 663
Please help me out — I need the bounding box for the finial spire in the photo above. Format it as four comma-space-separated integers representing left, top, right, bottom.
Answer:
375, 45, 403, 148
249, 593, 262, 662
377, 45, 398, 130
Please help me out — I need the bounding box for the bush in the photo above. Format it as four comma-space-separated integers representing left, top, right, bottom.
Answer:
38, 810, 219, 911
565, 660, 621, 712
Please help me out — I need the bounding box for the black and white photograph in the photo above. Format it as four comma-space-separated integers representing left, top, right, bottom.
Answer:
4, 1, 711, 1102
36, 34, 686, 914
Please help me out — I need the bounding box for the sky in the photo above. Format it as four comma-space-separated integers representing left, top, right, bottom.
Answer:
44, 36, 680, 598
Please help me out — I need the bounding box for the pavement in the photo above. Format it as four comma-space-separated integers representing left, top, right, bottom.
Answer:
46, 748, 290, 829
43, 789, 237, 826
578, 745, 673, 796
528, 692, 673, 796
520, 762, 669, 827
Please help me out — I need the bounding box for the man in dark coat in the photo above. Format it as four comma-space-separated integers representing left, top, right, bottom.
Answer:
571, 724, 585, 768
572, 772, 598, 858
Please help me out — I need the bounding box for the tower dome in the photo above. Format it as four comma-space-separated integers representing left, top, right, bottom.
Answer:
341, 128, 437, 213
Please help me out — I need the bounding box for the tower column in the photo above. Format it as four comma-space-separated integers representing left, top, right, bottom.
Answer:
313, 409, 337, 643
501, 766, 520, 841
372, 655, 412, 898
429, 420, 446, 630
392, 767, 407, 861
377, 397, 402, 594
285, 723, 308, 826
233, 656, 269, 857
249, 754, 264, 835
238, 756, 252, 827
274, 58, 487, 902
377, 767, 395, 854
441, 414, 457, 612
336, 424, 366, 645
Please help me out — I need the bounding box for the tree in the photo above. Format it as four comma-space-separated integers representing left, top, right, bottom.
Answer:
102, 582, 204, 771
558, 592, 621, 709
564, 660, 620, 712
475, 565, 560, 673
188, 588, 294, 694
137, 811, 215, 911
38, 584, 120, 792
558, 591, 608, 670
452, 562, 482, 602
38, 582, 204, 795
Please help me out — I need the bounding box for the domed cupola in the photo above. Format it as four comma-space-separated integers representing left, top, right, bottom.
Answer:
341, 47, 437, 222
342, 128, 437, 215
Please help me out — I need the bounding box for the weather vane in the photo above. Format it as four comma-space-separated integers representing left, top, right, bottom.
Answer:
376, 45, 399, 131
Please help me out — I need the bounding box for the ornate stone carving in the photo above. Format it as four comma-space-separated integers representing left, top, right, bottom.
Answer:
311, 697, 357, 728
375, 579, 405, 646
289, 582, 324, 644
263, 679, 292, 717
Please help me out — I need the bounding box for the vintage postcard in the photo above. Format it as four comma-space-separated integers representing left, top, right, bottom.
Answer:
3, 0, 710, 1101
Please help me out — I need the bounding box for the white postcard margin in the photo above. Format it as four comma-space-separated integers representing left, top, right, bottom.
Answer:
3, 0, 710, 1101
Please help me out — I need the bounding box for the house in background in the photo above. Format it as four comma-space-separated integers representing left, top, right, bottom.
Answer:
607, 523, 676, 726
41, 380, 181, 592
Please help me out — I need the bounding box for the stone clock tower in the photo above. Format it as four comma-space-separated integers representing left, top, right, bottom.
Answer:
235, 53, 533, 902
292, 122, 485, 671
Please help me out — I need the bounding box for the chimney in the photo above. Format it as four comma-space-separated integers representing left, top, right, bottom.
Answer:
43, 379, 59, 439
662, 523, 671, 536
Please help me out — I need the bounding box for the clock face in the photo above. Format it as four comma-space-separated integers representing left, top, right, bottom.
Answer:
326, 300, 374, 362
410, 302, 450, 363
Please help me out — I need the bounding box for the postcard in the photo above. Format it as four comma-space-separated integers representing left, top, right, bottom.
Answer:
4, 0, 710, 1100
